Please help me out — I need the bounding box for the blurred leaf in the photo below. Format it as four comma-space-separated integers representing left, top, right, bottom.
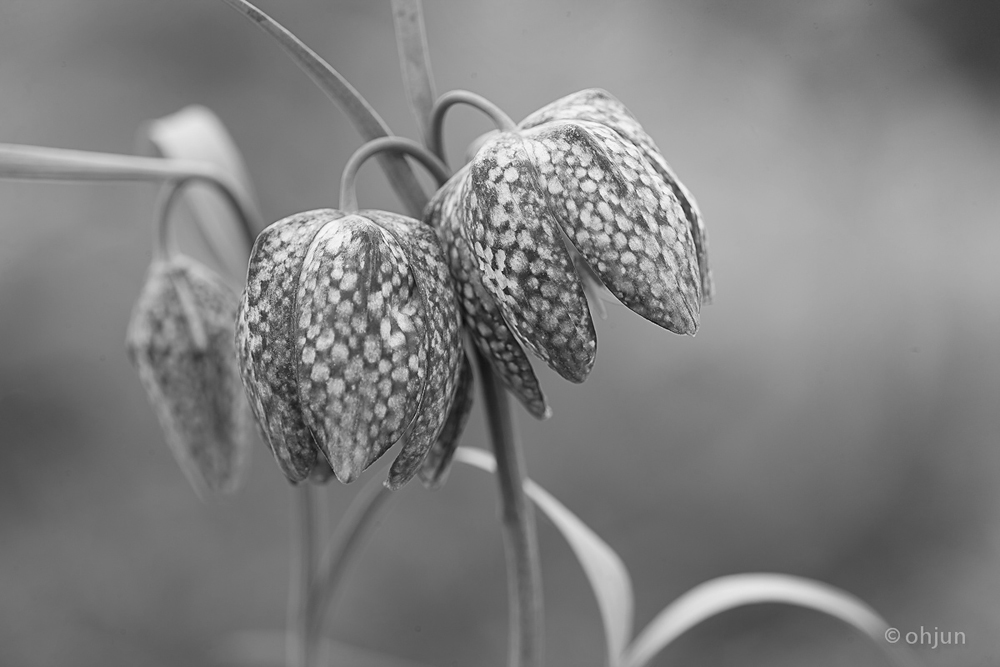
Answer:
214, 630, 440, 667
220, 0, 428, 217
141, 105, 261, 278
391, 0, 436, 145
621, 573, 902, 667
455, 446, 634, 667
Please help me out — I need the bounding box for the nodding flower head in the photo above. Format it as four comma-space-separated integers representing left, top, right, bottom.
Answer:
236, 208, 469, 489
126, 254, 252, 495
426, 88, 712, 418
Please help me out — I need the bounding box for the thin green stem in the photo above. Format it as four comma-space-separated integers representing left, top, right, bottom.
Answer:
429, 90, 517, 162
307, 471, 395, 640
220, 0, 427, 217
288, 485, 322, 667
475, 349, 545, 667
339, 136, 450, 212
0, 143, 258, 251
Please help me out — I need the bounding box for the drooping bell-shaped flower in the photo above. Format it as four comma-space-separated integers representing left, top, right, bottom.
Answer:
236, 208, 470, 489
126, 254, 252, 495
426, 88, 711, 417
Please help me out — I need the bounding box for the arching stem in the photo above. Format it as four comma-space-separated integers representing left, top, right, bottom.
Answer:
429, 89, 517, 161
0, 143, 258, 252
339, 136, 450, 212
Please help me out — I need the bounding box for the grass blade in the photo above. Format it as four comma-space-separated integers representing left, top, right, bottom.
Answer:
455, 447, 635, 667
622, 573, 910, 667
391, 0, 436, 146
220, 0, 428, 216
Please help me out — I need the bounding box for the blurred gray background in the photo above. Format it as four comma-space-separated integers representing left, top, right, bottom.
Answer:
2, 0, 999, 665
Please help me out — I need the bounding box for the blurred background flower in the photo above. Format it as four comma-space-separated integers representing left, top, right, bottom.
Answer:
1, 1, 998, 666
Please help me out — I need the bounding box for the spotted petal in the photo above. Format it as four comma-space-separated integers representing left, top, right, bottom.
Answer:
419, 349, 475, 488
425, 170, 550, 418
237, 211, 335, 483
465, 133, 597, 382
520, 120, 701, 334
294, 213, 428, 484
361, 210, 465, 489
520, 88, 713, 304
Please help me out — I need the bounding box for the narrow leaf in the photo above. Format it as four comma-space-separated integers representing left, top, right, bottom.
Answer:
622, 573, 903, 667
391, 0, 437, 145
220, 0, 427, 216
141, 105, 262, 276
455, 447, 634, 667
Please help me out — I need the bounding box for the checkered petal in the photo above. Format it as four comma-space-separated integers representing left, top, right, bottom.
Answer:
419, 349, 475, 488
293, 213, 428, 484
236, 210, 336, 482
464, 133, 598, 382
520, 88, 713, 304
237, 209, 446, 485
361, 210, 466, 489
519, 120, 701, 334
425, 170, 550, 418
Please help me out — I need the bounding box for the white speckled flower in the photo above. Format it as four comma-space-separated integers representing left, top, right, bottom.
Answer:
426, 88, 712, 417
236, 208, 471, 489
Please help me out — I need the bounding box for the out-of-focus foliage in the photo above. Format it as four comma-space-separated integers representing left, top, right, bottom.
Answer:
1, 1, 998, 666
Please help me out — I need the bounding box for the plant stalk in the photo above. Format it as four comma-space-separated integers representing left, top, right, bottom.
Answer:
0, 142, 258, 251
475, 349, 545, 667
339, 136, 450, 212
307, 471, 395, 639
428, 89, 517, 162
288, 484, 321, 667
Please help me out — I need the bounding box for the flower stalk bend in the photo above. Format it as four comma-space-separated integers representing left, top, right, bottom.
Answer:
338, 136, 450, 212
429, 89, 518, 162
0, 142, 258, 252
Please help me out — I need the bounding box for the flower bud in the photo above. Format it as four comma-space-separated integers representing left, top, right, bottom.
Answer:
236, 208, 467, 488
426, 89, 710, 415
126, 254, 251, 495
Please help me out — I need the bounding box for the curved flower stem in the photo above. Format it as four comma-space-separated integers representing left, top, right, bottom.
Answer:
429, 89, 518, 162
338, 136, 451, 212
306, 470, 396, 641
475, 349, 545, 667
288, 484, 322, 667
0, 142, 258, 252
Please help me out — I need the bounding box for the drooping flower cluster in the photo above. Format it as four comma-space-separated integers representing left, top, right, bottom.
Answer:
235, 208, 471, 488
426, 88, 711, 416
